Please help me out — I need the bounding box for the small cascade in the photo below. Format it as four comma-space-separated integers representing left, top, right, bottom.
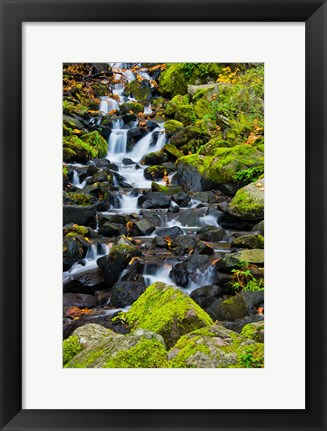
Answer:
85, 244, 97, 260
143, 263, 176, 288
153, 127, 167, 152
99, 96, 119, 114
187, 265, 215, 293
72, 171, 80, 187
199, 214, 219, 227
107, 129, 128, 160
119, 192, 139, 211
144, 105, 153, 115
122, 69, 135, 82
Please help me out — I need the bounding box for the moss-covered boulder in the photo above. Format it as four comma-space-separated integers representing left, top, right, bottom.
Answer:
144, 165, 167, 180
63, 192, 97, 207
63, 130, 108, 163
120, 101, 144, 114
159, 64, 189, 97
232, 234, 264, 250
125, 80, 151, 103
241, 321, 264, 343
63, 114, 84, 130
64, 324, 169, 368
151, 182, 182, 196
164, 119, 184, 137
168, 324, 264, 368
199, 137, 232, 156
217, 249, 264, 271
176, 145, 264, 195
165, 94, 195, 124
162, 144, 184, 160
229, 178, 264, 218
120, 282, 213, 348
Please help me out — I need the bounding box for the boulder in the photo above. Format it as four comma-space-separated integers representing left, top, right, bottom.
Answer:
164, 120, 184, 137
168, 324, 264, 368
241, 321, 264, 343
127, 127, 147, 150
138, 192, 171, 209
170, 255, 211, 287
110, 281, 146, 307
128, 219, 156, 236
198, 225, 226, 242
232, 234, 264, 249
155, 226, 184, 237
63, 205, 97, 227
120, 282, 213, 348
63, 267, 105, 294
63, 293, 96, 308
64, 323, 168, 368
251, 220, 264, 235
144, 165, 167, 180
216, 249, 264, 272
190, 285, 223, 309
63, 236, 87, 266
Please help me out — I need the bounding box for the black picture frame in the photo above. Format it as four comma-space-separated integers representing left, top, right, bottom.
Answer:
1, 0, 326, 430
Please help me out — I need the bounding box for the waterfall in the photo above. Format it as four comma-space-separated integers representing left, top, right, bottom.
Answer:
99, 96, 119, 114
85, 244, 97, 260
107, 129, 128, 160
72, 171, 80, 186
119, 192, 139, 211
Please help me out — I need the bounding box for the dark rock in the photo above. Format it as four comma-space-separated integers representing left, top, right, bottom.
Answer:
128, 219, 156, 236
139, 210, 162, 227
231, 234, 264, 250
138, 192, 171, 209
87, 171, 111, 184
89, 158, 111, 168
172, 192, 190, 207
141, 152, 168, 166
170, 255, 211, 287
190, 284, 223, 309
152, 236, 170, 249
193, 241, 215, 255
144, 165, 166, 180
216, 249, 264, 272
206, 293, 248, 321
122, 158, 135, 165
64, 267, 105, 294
98, 222, 126, 237
127, 127, 147, 150
63, 293, 96, 308
198, 225, 226, 242
63, 205, 97, 227
99, 213, 132, 226
110, 281, 146, 307
155, 226, 184, 237
251, 220, 264, 235
147, 120, 159, 131
171, 236, 198, 255
221, 315, 264, 333
103, 244, 141, 287
63, 236, 87, 266
174, 163, 203, 192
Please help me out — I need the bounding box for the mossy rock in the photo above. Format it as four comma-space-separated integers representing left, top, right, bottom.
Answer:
164, 119, 184, 137
63, 130, 107, 163
63, 223, 91, 237
168, 324, 264, 368
63, 114, 84, 130
119, 282, 213, 348
165, 94, 196, 124
64, 192, 96, 207
218, 249, 264, 270
120, 101, 144, 115
159, 64, 189, 97
170, 126, 210, 148
63, 99, 89, 117
64, 324, 169, 368
199, 137, 232, 156
144, 165, 167, 180
232, 234, 264, 250
162, 144, 184, 160
229, 178, 264, 218
151, 182, 182, 195
80, 131, 108, 158
194, 98, 211, 118
141, 151, 168, 166
125, 80, 151, 103
241, 321, 264, 343
177, 145, 263, 195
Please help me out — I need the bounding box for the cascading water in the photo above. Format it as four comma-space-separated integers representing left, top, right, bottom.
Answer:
99, 96, 119, 114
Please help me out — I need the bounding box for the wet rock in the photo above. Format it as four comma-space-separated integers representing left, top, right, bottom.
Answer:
231, 234, 264, 250
63, 293, 96, 308
193, 241, 215, 255
112, 172, 132, 188
152, 236, 170, 249
174, 163, 203, 192
88, 158, 111, 168
251, 220, 264, 235
63, 223, 97, 239
190, 285, 223, 309
221, 315, 264, 334
128, 219, 156, 236
206, 293, 248, 321
138, 192, 171, 209
64, 267, 105, 294
98, 222, 126, 237
198, 225, 226, 242
102, 243, 141, 288
87, 171, 111, 184
146, 120, 159, 131
155, 226, 184, 237
121, 282, 213, 348
110, 281, 146, 307
63, 236, 87, 266
172, 192, 190, 207
139, 210, 162, 227
98, 213, 132, 226
141, 151, 168, 165
63, 205, 97, 227
171, 236, 198, 255
63, 114, 84, 130
122, 158, 135, 165
127, 127, 147, 150
170, 255, 211, 287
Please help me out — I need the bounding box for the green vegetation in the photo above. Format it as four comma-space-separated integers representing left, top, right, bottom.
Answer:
63, 335, 82, 366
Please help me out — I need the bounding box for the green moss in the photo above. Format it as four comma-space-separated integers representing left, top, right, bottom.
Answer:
164, 119, 184, 136
199, 137, 232, 156
64, 224, 89, 236
120, 282, 213, 348
151, 182, 182, 195
162, 144, 184, 160
241, 322, 264, 343
63, 99, 88, 117
165, 94, 196, 124
105, 339, 169, 368
169, 337, 211, 368
120, 101, 144, 114
159, 64, 189, 97
63, 335, 82, 366
125, 80, 151, 103
80, 130, 108, 158
111, 243, 138, 256
229, 178, 264, 217
65, 192, 95, 206
194, 98, 210, 118
236, 342, 264, 368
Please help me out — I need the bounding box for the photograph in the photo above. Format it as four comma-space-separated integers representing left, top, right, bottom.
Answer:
63, 62, 265, 368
